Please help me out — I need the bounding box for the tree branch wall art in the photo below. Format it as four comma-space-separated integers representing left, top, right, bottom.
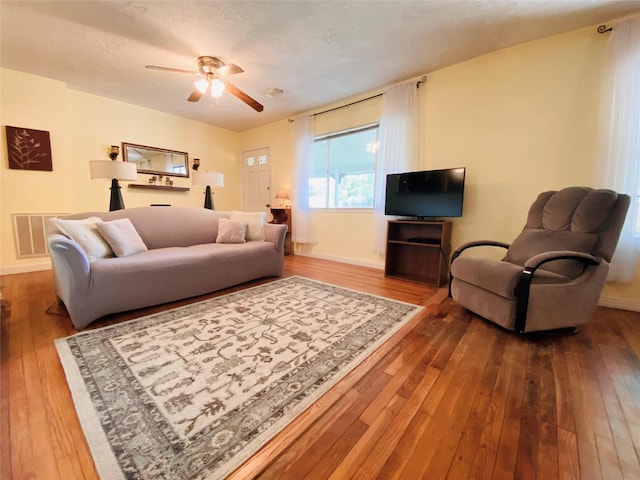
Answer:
5, 126, 53, 171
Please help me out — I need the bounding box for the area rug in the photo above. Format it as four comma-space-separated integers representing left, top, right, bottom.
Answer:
55, 276, 423, 480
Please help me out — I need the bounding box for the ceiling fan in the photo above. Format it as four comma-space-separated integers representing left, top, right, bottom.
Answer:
145, 56, 264, 113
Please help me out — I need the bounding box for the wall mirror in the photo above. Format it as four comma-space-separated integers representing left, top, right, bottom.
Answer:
122, 142, 189, 178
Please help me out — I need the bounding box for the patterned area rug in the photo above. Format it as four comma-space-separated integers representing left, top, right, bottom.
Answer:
56, 276, 423, 480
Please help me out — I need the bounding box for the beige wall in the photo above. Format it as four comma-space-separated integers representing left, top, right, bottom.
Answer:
240, 25, 639, 306
421, 25, 606, 248
0, 68, 241, 272
419, 26, 639, 306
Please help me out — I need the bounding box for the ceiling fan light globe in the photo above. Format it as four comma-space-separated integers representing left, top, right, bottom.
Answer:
195, 78, 209, 93
210, 78, 225, 98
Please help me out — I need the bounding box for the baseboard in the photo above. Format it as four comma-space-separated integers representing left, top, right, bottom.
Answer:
598, 296, 640, 312
303, 252, 385, 271
0, 262, 51, 276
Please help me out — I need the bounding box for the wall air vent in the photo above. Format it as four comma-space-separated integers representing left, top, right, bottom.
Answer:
12, 213, 68, 258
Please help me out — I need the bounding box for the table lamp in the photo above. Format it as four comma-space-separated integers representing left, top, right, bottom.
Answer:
89, 160, 138, 211
192, 171, 224, 209
274, 189, 291, 208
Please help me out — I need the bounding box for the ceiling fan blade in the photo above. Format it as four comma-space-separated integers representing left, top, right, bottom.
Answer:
146, 65, 198, 75
225, 83, 264, 112
187, 88, 204, 102
216, 63, 244, 77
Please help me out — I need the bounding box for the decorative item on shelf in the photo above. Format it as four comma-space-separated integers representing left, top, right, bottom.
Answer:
192, 158, 200, 171
89, 158, 138, 211
148, 176, 157, 185
108, 145, 120, 161
165, 177, 173, 186
192, 171, 224, 210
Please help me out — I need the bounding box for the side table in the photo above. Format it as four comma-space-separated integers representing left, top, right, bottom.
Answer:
269, 207, 293, 255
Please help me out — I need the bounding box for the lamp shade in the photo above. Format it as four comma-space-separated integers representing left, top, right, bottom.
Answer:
89, 160, 138, 180
275, 189, 290, 200
192, 171, 224, 188
274, 188, 291, 207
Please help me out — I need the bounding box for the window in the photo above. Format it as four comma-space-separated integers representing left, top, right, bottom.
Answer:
309, 124, 379, 208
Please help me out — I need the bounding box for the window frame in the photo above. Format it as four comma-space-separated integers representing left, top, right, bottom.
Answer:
309, 122, 380, 210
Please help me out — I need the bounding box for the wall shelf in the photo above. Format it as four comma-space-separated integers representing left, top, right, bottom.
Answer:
128, 184, 190, 192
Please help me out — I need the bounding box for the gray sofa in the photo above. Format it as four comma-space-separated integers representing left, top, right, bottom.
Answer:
47, 206, 287, 329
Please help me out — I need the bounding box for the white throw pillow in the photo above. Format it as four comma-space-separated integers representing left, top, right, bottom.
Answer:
229, 211, 266, 241
216, 218, 247, 244
96, 218, 148, 257
52, 216, 113, 261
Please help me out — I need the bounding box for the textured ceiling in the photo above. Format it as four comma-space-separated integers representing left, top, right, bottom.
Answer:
2, 1, 640, 132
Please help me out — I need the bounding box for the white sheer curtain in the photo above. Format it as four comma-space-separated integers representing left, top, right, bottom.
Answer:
597, 15, 640, 283
292, 114, 317, 245
373, 82, 420, 254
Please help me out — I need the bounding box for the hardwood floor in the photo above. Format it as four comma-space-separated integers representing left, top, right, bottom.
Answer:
2, 255, 640, 479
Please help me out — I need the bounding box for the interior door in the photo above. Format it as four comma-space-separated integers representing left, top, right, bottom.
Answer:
241, 147, 271, 216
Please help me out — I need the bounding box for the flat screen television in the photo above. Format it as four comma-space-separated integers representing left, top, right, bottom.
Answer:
385, 167, 466, 219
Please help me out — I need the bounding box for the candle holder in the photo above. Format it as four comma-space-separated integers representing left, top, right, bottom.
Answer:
109, 145, 120, 161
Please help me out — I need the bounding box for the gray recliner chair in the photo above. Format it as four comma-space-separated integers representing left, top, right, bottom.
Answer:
449, 186, 630, 333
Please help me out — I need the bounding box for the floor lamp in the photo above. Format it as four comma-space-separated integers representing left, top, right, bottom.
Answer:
89, 160, 138, 211
192, 171, 224, 209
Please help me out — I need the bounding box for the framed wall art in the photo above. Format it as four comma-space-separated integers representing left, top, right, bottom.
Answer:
5, 126, 53, 171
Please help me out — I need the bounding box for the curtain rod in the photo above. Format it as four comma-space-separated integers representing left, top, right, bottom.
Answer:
311, 93, 383, 118
288, 75, 427, 122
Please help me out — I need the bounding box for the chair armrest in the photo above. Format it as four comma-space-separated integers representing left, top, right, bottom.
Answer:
449, 240, 511, 297
514, 251, 600, 333
523, 250, 600, 271
452, 240, 510, 262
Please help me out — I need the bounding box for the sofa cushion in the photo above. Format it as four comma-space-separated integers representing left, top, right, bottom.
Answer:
230, 211, 266, 241
51, 216, 113, 261
216, 218, 247, 244
96, 218, 148, 257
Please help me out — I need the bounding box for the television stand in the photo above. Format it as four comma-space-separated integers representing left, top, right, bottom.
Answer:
385, 220, 452, 287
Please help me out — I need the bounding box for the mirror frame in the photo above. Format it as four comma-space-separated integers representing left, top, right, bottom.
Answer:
122, 142, 190, 178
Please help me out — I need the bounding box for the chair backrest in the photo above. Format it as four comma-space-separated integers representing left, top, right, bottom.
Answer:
503, 186, 631, 277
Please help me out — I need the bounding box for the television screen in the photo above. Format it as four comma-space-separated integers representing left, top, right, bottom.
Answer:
384, 167, 466, 218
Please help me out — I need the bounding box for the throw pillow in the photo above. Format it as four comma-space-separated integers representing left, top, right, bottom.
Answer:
51, 216, 113, 261
96, 218, 148, 257
216, 218, 247, 244
229, 211, 266, 241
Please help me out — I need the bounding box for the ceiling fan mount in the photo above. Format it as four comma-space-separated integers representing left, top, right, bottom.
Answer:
145, 56, 263, 113
197, 56, 225, 75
